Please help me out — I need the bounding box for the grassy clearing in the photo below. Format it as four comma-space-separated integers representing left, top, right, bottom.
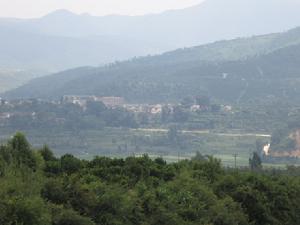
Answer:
2, 127, 294, 168
0, 127, 274, 167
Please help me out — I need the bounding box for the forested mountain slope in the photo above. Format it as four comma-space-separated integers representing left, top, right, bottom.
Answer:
5, 28, 300, 104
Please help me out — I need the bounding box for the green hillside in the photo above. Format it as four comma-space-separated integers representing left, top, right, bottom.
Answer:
150, 26, 300, 63
4, 27, 300, 104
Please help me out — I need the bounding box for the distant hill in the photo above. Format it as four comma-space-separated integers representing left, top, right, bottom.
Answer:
0, 25, 161, 92
0, 26, 161, 72
0, 68, 40, 93
3, 0, 300, 48
4, 27, 300, 104
1, 0, 300, 72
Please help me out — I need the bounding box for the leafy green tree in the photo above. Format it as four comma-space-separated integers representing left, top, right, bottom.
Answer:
161, 106, 171, 123
41, 179, 67, 205
209, 197, 249, 225
8, 197, 51, 225
193, 156, 223, 183
44, 160, 61, 174
0, 159, 4, 177
192, 151, 206, 161
173, 106, 189, 122
255, 139, 265, 156
249, 152, 262, 171
52, 207, 95, 225
9, 132, 37, 170
86, 101, 106, 117
1, 134, 300, 225
39, 145, 56, 161
61, 154, 82, 174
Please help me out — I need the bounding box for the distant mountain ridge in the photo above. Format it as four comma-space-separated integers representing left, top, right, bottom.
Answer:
5, 26, 300, 104
2, 0, 300, 95
6, 0, 300, 46
2, 0, 300, 72
0, 26, 161, 71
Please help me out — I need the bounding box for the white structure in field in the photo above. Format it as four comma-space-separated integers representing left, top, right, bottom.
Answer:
263, 144, 270, 156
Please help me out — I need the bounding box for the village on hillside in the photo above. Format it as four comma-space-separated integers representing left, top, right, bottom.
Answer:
0, 95, 233, 121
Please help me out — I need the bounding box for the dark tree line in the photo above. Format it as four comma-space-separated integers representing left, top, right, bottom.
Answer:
0, 133, 300, 225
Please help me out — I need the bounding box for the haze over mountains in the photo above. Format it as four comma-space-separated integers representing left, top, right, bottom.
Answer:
0, 26, 160, 71
1, 0, 300, 73
5, 26, 300, 104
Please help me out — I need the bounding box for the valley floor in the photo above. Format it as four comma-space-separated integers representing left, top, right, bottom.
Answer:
0, 127, 273, 167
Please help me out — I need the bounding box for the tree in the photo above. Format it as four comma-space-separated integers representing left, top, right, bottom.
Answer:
249, 152, 262, 171
41, 179, 67, 205
173, 106, 189, 122
0, 157, 4, 177
39, 145, 56, 161
86, 101, 106, 117
61, 154, 82, 174
137, 112, 149, 125
192, 151, 206, 161
5, 197, 51, 225
9, 132, 37, 170
52, 207, 95, 225
161, 106, 171, 123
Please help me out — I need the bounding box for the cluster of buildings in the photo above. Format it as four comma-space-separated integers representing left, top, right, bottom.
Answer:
0, 112, 10, 120
62, 95, 167, 114
0, 95, 234, 122
0, 98, 10, 120
62, 95, 125, 108
123, 104, 164, 115
123, 103, 232, 115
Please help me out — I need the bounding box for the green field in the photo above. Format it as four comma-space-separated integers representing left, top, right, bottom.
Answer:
0, 127, 273, 167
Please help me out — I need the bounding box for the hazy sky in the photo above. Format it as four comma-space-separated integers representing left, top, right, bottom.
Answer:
0, 0, 205, 18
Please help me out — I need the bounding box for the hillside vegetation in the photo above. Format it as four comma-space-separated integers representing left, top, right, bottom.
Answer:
5, 27, 300, 104
1, 133, 300, 225
2, 0, 300, 92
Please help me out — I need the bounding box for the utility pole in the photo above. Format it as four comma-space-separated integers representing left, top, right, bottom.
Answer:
233, 154, 238, 169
